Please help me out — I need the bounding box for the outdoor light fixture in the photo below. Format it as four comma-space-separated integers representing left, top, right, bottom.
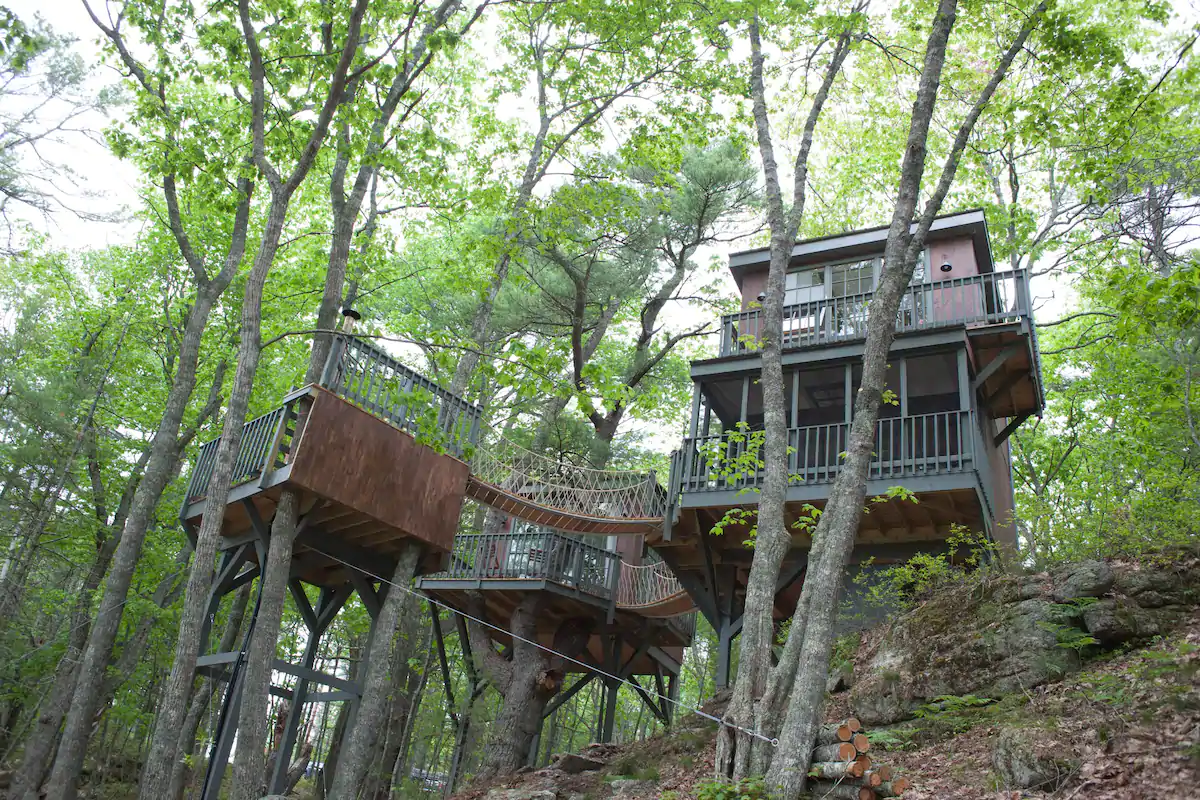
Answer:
939, 261, 953, 273
757, 292, 766, 302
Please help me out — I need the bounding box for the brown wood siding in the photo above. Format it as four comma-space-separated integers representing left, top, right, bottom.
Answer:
981, 419, 1018, 553
740, 269, 767, 309
287, 389, 469, 554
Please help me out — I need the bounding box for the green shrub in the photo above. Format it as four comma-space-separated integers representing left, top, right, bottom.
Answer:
694, 777, 769, 800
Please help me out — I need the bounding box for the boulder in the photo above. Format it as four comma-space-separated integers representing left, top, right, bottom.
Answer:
608, 778, 657, 797
553, 753, 606, 774
1116, 567, 1190, 606
849, 596, 1077, 725
1082, 597, 1183, 646
1051, 560, 1114, 602
991, 726, 1076, 791
827, 661, 854, 694
485, 790, 558, 800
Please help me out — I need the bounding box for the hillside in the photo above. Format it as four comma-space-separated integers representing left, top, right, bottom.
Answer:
455, 553, 1200, 799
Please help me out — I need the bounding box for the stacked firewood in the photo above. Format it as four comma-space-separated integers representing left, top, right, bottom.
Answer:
808, 717, 910, 799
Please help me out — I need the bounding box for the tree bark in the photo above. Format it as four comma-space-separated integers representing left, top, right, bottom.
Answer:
42, 286, 235, 800
329, 540, 423, 798
718, 12, 856, 781
765, 3, 1047, 796
139, 5, 369, 797
167, 583, 253, 800
468, 594, 593, 781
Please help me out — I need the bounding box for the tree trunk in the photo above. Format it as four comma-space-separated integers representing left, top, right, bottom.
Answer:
469, 595, 593, 782
139, 1, 369, 790
765, 3, 1046, 796
42, 287, 225, 800
167, 583, 252, 800
329, 540, 423, 798
227, 491, 302, 800
717, 13, 855, 781
363, 597, 428, 799
9, 522, 124, 798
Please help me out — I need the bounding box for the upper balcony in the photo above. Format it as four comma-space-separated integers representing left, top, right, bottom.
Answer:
717, 269, 1034, 357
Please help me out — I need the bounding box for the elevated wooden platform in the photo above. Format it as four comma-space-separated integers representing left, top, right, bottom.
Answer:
181, 387, 471, 586
967, 321, 1042, 421
418, 581, 690, 676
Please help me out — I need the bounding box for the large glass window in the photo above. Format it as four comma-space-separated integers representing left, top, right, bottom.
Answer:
784, 267, 826, 304
831, 259, 875, 297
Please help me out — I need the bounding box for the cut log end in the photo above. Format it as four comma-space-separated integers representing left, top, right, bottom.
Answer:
852, 732, 870, 753
812, 742, 858, 763
878, 777, 910, 797
819, 722, 856, 743
810, 759, 866, 780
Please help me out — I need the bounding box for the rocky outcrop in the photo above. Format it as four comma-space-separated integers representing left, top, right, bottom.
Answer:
848, 555, 1200, 726
991, 726, 1077, 791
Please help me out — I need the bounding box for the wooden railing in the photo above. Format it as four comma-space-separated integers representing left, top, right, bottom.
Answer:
321, 335, 482, 457
184, 403, 297, 505
718, 270, 1032, 356
183, 335, 480, 507
672, 410, 976, 496
437, 531, 621, 600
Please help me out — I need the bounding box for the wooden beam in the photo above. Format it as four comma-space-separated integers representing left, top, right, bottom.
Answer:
984, 370, 1026, 409
995, 410, 1033, 445
543, 673, 596, 719
972, 343, 1023, 392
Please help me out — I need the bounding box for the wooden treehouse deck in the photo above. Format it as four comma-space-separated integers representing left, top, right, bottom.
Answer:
180, 386, 474, 585
415, 529, 696, 676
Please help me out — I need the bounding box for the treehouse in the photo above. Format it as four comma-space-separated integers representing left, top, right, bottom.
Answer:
178, 333, 482, 799
178, 335, 482, 583
651, 209, 1044, 685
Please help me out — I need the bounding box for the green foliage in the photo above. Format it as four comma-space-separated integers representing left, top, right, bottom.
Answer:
854, 525, 1000, 612
694, 777, 769, 800
912, 694, 994, 719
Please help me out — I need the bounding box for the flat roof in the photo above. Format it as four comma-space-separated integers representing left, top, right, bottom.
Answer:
728, 208, 994, 289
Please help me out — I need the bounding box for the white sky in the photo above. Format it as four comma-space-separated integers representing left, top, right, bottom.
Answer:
10, 0, 1198, 334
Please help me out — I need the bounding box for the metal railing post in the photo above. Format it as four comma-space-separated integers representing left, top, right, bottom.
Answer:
318, 334, 347, 389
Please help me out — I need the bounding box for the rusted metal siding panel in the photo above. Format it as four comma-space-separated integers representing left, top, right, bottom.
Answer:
287, 390, 469, 554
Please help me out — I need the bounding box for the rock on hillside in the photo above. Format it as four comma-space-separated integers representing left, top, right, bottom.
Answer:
848, 553, 1200, 726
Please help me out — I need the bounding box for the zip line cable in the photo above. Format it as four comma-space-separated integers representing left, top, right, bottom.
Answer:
300, 542, 779, 747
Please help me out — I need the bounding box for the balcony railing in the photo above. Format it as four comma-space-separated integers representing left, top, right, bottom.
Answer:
435, 531, 621, 600
321, 336, 482, 457
183, 335, 482, 507
718, 270, 1031, 357
672, 410, 976, 496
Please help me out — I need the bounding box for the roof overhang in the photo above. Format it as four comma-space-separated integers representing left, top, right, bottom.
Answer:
728, 208, 995, 290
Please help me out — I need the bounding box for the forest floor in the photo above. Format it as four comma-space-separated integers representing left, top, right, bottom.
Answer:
454, 612, 1200, 800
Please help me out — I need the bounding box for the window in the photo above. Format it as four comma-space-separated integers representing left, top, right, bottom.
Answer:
784, 268, 825, 305
831, 260, 875, 297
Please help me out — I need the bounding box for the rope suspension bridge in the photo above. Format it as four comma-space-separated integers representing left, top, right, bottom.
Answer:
183, 334, 689, 611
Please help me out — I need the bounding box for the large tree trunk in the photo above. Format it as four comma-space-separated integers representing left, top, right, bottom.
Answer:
167, 583, 253, 800
227, 492, 302, 800
328, 540, 424, 797
363, 596, 429, 799
717, 13, 855, 781
469, 595, 593, 782
764, 4, 1046, 796
41, 286, 227, 800
143, 6, 369, 791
